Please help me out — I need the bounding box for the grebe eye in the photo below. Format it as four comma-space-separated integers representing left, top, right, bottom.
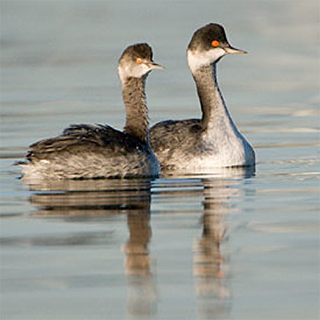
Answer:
136, 58, 143, 64
211, 40, 220, 47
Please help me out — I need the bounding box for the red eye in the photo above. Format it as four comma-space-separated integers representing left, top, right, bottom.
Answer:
211, 40, 220, 47
136, 58, 143, 64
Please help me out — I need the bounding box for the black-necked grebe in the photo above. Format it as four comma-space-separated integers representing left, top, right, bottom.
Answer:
150, 23, 255, 171
21, 43, 163, 180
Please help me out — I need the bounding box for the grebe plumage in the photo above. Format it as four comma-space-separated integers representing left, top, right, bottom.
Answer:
150, 23, 255, 172
21, 43, 163, 180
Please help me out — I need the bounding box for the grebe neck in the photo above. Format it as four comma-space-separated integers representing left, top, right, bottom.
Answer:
122, 75, 149, 142
192, 63, 232, 131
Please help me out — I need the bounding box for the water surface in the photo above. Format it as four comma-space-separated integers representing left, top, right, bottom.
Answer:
1, 1, 319, 319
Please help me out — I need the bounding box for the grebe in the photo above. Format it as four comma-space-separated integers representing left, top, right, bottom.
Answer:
20, 43, 163, 180
150, 23, 255, 171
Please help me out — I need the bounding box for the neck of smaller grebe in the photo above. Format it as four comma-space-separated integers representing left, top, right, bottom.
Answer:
122, 76, 149, 142
192, 63, 231, 130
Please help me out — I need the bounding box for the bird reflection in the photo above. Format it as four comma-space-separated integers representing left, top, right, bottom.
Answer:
26, 178, 157, 318
123, 213, 152, 276
27, 179, 152, 218
24, 167, 254, 319
123, 213, 157, 318
193, 167, 255, 319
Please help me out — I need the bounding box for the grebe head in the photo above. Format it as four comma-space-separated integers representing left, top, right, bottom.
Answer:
118, 43, 164, 82
187, 23, 247, 73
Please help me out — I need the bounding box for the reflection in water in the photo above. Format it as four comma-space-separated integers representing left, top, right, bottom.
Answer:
23, 167, 254, 319
193, 167, 255, 319
123, 213, 157, 319
28, 179, 152, 218
26, 178, 157, 318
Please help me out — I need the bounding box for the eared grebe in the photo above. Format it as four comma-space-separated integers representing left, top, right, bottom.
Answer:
150, 23, 255, 171
20, 43, 163, 180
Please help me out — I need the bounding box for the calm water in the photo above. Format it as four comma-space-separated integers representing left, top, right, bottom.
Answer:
1, 1, 319, 319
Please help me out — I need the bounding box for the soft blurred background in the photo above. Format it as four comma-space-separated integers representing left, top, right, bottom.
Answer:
2, 0, 318, 149
1, 1, 319, 319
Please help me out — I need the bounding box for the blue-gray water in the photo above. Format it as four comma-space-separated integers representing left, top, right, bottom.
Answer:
1, 1, 319, 319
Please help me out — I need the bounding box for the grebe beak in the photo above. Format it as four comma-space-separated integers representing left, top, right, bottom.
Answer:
148, 61, 165, 70
224, 46, 248, 55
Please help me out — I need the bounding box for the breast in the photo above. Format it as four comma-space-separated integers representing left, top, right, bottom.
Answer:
202, 127, 255, 167
150, 117, 255, 170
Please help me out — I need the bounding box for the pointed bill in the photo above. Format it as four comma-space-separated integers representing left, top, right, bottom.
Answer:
224, 46, 248, 54
149, 62, 165, 70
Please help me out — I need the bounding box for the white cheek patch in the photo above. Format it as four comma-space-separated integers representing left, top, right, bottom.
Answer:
118, 64, 150, 82
131, 64, 150, 78
118, 65, 128, 83
187, 48, 226, 73
118, 66, 126, 82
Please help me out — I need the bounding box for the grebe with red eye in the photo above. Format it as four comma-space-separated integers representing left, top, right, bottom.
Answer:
20, 43, 164, 180
150, 23, 255, 171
